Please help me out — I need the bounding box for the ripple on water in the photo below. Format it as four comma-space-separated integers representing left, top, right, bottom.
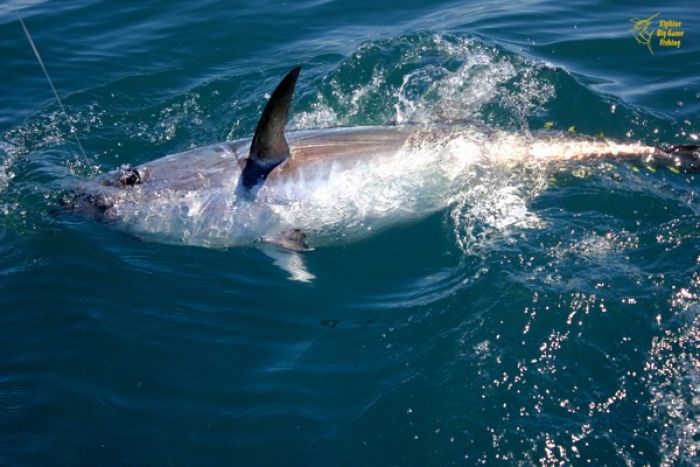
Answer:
646, 272, 700, 465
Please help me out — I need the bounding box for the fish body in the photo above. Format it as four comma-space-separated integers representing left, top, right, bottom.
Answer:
76, 125, 672, 247
67, 68, 699, 280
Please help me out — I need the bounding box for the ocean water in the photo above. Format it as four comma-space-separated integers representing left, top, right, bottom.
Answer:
1, 0, 699, 464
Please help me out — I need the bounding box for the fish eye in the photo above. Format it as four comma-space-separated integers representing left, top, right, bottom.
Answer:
119, 168, 141, 187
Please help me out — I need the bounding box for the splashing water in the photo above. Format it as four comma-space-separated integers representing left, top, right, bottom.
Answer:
290, 34, 555, 130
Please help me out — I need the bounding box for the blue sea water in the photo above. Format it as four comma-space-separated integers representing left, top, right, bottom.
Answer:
1, 0, 699, 464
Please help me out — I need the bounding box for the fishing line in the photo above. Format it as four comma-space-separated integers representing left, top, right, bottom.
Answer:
18, 16, 91, 169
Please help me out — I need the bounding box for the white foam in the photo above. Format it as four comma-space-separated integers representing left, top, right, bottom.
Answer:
288, 34, 555, 130
0, 141, 18, 194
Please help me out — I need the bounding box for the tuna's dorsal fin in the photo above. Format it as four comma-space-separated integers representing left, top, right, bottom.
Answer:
239, 66, 301, 193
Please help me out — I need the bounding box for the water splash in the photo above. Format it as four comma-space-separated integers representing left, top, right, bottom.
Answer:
0, 141, 19, 193
290, 34, 556, 130
448, 167, 548, 255
0, 104, 105, 183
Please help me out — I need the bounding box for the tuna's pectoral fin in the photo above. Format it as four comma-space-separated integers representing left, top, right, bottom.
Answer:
259, 244, 315, 283
259, 229, 314, 282
239, 66, 302, 195
261, 229, 313, 252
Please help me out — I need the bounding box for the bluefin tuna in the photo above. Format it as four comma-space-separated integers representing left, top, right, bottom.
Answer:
65, 67, 700, 281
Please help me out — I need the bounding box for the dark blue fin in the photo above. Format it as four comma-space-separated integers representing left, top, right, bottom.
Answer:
240, 66, 302, 194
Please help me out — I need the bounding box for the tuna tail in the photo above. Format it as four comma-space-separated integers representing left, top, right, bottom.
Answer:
652, 144, 700, 173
